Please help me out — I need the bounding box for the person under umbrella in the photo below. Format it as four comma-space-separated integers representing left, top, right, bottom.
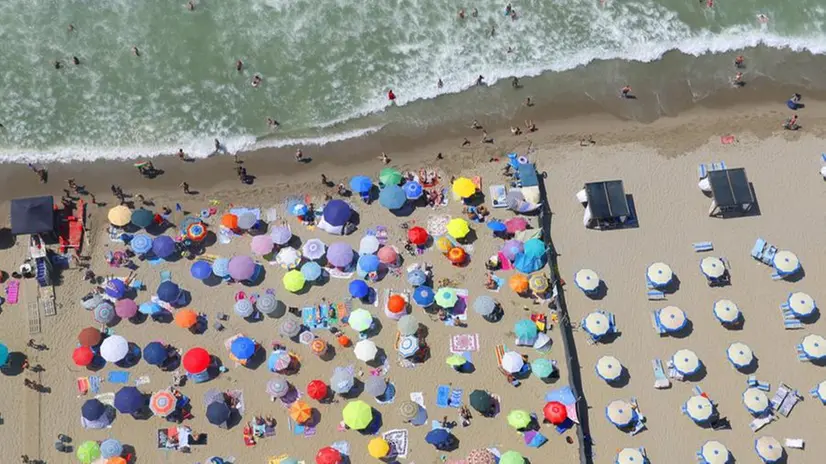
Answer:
114, 386, 145, 414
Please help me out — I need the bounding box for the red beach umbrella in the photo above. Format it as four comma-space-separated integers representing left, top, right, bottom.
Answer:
407, 226, 428, 246
315, 446, 343, 464
73, 346, 95, 366
543, 401, 568, 425
182, 347, 210, 373
78, 327, 102, 347
387, 294, 406, 313
307, 380, 328, 401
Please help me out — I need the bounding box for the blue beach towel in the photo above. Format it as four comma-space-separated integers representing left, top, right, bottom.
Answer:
448, 388, 463, 408
436, 385, 450, 408
107, 371, 130, 383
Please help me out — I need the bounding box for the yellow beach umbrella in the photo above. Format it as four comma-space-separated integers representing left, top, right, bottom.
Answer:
447, 218, 470, 239
452, 177, 477, 198
107, 205, 132, 227
436, 236, 453, 253
282, 269, 305, 293
368, 437, 390, 458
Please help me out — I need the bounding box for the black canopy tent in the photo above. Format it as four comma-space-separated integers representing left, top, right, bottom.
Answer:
708, 168, 754, 216
584, 180, 630, 229
11, 196, 55, 235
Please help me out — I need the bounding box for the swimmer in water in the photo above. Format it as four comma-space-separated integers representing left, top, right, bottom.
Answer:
132, 46, 140, 57
267, 118, 280, 128
511, 77, 519, 88
458, 9, 465, 19
476, 75, 485, 86
72, 56, 80, 65
236, 60, 243, 72
505, 3, 512, 15
490, 26, 496, 37
472, 8, 478, 17
734, 55, 744, 68
620, 85, 632, 98
437, 78, 443, 88
252, 74, 262, 87
187, 1, 195, 10
53, 60, 62, 69
733, 72, 744, 87
757, 14, 768, 23
68, 24, 75, 32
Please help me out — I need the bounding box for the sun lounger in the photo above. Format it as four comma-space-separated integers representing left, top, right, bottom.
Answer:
749, 414, 775, 432
667, 360, 684, 382
490, 185, 507, 208
652, 359, 670, 389
771, 271, 784, 280
650, 311, 666, 335
785, 319, 804, 330
693, 241, 713, 252
785, 438, 804, 449
698, 164, 708, 180
771, 384, 791, 410
448, 388, 463, 408
778, 389, 801, 417
762, 245, 777, 266
436, 385, 450, 408
647, 289, 665, 300
752, 238, 766, 261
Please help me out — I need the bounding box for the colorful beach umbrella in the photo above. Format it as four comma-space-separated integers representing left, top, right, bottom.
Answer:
413, 286, 435, 306
425, 428, 452, 447
672, 349, 701, 376
408, 227, 428, 248
500, 451, 525, 464
515, 319, 538, 340
270, 225, 292, 245
469, 390, 494, 413
100, 335, 128, 363
378, 246, 398, 265
206, 401, 231, 425
327, 242, 354, 268
397, 314, 418, 336
727, 342, 754, 368
446, 354, 467, 367
532, 358, 555, 378
349, 280, 369, 299
713, 299, 740, 324
754, 436, 783, 463
814, 381, 826, 404
175, 309, 198, 328
773, 250, 800, 275
398, 335, 419, 358
399, 400, 420, 421
509, 274, 529, 293
616, 448, 646, 464
279, 317, 302, 337
596, 355, 622, 382
447, 218, 470, 239
190, 260, 212, 280
407, 268, 427, 286
100, 439, 122, 459
685, 395, 714, 423
228, 255, 256, 281
157, 281, 180, 303
348, 308, 373, 332
507, 409, 531, 429
350, 175, 373, 194
107, 205, 131, 227
276, 247, 302, 269
310, 338, 327, 355
316, 447, 343, 464
236, 212, 257, 230
354, 339, 378, 362
289, 400, 312, 423
529, 273, 549, 293
359, 235, 380, 255
94, 301, 116, 324
81, 399, 106, 421
221, 213, 238, 229
505, 217, 528, 234
788, 292, 816, 317
364, 376, 387, 397
501, 351, 524, 374
186, 222, 207, 241
582, 311, 611, 337
801, 334, 826, 359
302, 238, 327, 260
342, 400, 373, 429
307, 380, 328, 400
212, 257, 230, 278
291, 203, 309, 217
73, 346, 95, 366
139, 301, 161, 316
606, 399, 635, 427
379, 185, 406, 209
700, 441, 730, 464
251, 235, 274, 255
182, 347, 210, 373
466, 449, 496, 464
77, 440, 102, 464
105, 279, 127, 299
543, 401, 567, 425
452, 177, 476, 198
256, 293, 278, 315
283, 270, 306, 293
646, 262, 673, 288
657, 306, 687, 332
487, 220, 507, 233
149, 389, 176, 417
129, 234, 153, 254
268, 351, 293, 371
743, 387, 770, 415
115, 298, 138, 319
501, 240, 524, 262
700, 256, 726, 279
357, 254, 379, 273
435, 287, 458, 308
231, 337, 256, 360
379, 167, 402, 186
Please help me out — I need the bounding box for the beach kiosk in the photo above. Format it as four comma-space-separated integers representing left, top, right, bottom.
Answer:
581, 180, 630, 229
707, 168, 755, 217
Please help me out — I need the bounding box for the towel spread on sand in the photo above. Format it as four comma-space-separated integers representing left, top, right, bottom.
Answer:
436, 385, 450, 408
107, 371, 130, 383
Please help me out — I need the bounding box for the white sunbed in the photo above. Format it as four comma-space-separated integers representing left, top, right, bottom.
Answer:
652, 359, 670, 389
785, 438, 804, 449
749, 414, 775, 432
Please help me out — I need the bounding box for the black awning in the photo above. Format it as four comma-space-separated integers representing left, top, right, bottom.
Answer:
585, 180, 629, 220
709, 168, 754, 208
10, 196, 55, 235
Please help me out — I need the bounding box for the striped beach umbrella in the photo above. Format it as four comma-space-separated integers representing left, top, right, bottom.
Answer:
574, 269, 599, 293
646, 262, 672, 288
672, 349, 701, 376
94, 302, 116, 324
582, 311, 610, 337
727, 342, 754, 368
596, 355, 622, 382
529, 273, 549, 293
685, 395, 714, 423
279, 317, 302, 338
186, 222, 207, 241
130, 234, 153, 254
616, 448, 646, 464
398, 336, 419, 358
802, 334, 826, 359
788, 292, 816, 317
814, 380, 826, 404
149, 390, 176, 417
605, 400, 635, 427
657, 306, 687, 332
743, 388, 770, 415
310, 339, 327, 356
773, 250, 800, 275
754, 436, 783, 463
266, 377, 290, 398
700, 257, 725, 279
713, 299, 740, 324
700, 441, 730, 464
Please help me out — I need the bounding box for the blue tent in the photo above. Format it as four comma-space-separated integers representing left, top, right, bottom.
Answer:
349, 280, 369, 298
413, 286, 435, 307
152, 235, 176, 258
231, 337, 256, 360
157, 281, 181, 303
323, 200, 351, 227
131, 208, 154, 228
114, 386, 145, 414
105, 279, 127, 299
190, 261, 212, 280
403, 181, 423, 200
81, 398, 106, 421
379, 185, 406, 210
486, 221, 507, 233
350, 176, 373, 194
358, 254, 380, 273
143, 342, 168, 366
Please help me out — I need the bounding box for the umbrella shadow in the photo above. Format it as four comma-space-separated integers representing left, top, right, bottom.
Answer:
240, 266, 267, 287
115, 343, 143, 368
737, 356, 759, 375
200, 231, 218, 248
587, 281, 608, 300
319, 345, 337, 362
264, 300, 287, 319
606, 367, 630, 388
366, 348, 387, 368
202, 274, 225, 287
458, 229, 478, 245
798, 310, 820, 324
684, 365, 708, 382
662, 275, 681, 294
368, 318, 384, 338
244, 348, 267, 370
360, 409, 383, 435
668, 320, 694, 339
0, 352, 27, 376
0, 228, 16, 249
341, 379, 365, 399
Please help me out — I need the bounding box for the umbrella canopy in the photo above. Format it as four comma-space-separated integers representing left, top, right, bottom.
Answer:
378, 246, 398, 265
108, 205, 132, 226
813, 380, 826, 404
685, 395, 714, 423
82, 399, 107, 421
342, 400, 373, 429
100, 335, 128, 363
408, 226, 428, 246
236, 212, 256, 230
505, 217, 528, 234
743, 388, 770, 415
186, 222, 207, 241
466, 449, 496, 464
357, 254, 379, 273
359, 235, 380, 255
143, 342, 168, 366
100, 438, 123, 459
487, 220, 507, 234
73, 346, 95, 366
672, 349, 701, 376
788, 292, 816, 317
190, 261, 212, 280
279, 317, 302, 337
231, 337, 256, 360
501, 351, 524, 374
397, 315, 419, 336
446, 354, 467, 367
500, 452, 525, 464
364, 376, 387, 397
212, 257, 230, 278
701, 441, 730, 464
425, 428, 452, 447
606, 399, 635, 427
105, 279, 127, 299
387, 294, 406, 314
473, 295, 497, 316
435, 287, 458, 308
131, 208, 154, 228
398, 335, 419, 358
448, 247, 466, 264
139, 301, 162, 316
773, 250, 800, 275
447, 218, 470, 239
114, 386, 144, 414
289, 400, 313, 423
150, 389, 176, 417
700, 256, 726, 279
183, 347, 210, 373
515, 319, 538, 340
303, 238, 327, 260
509, 274, 529, 293
646, 262, 673, 288
616, 448, 645, 464
801, 334, 826, 359
206, 401, 231, 425
399, 400, 419, 421
78, 327, 102, 347
543, 401, 568, 425
77, 440, 102, 464
713, 299, 740, 324
130, 234, 153, 254
413, 286, 435, 307
755, 436, 783, 463
316, 446, 343, 464
469, 390, 494, 413
270, 225, 293, 246
583, 311, 611, 337
175, 309, 198, 328
307, 380, 328, 400
379, 185, 406, 209
152, 235, 176, 259
301, 261, 323, 281
276, 247, 302, 270
330, 367, 355, 394
529, 273, 549, 293
404, 181, 423, 200
349, 280, 370, 299
291, 203, 309, 217
368, 437, 390, 458
350, 175, 373, 194
727, 342, 754, 368
310, 338, 328, 355
596, 355, 622, 381
221, 213, 238, 229
501, 240, 524, 262
507, 409, 531, 429
657, 306, 687, 332
379, 167, 402, 186
323, 200, 351, 227
354, 339, 378, 362
348, 308, 373, 332
407, 269, 427, 286
256, 294, 278, 315
251, 235, 274, 255
452, 177, 476, 198
157, 281, 180, 303
283, 270, 306, 293
115, 299, 138, 319
229, 256, 256, 281
435, 236, 452, 253
327, 242, 354, 268
532, 358, 555, 378
94, 301, 116, 324
268, 351, 293, 372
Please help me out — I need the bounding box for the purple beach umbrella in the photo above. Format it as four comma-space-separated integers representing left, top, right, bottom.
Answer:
271, 225, 292, 245
327, 242, 354, 268
251, 235, 274, 255
229, 255, 256, 281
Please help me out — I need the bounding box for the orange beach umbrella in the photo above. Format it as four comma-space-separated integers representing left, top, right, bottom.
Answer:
174, 309, 198, 328
509, 274, 529, 293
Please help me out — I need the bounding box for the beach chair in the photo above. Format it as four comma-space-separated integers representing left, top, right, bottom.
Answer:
647, 289, 665, 300
751, 238, 766, 261
771, 384, 791, 410
771, 271, 784, 280
698, 164, 708, 180
650, 311, 666, 335
757, 380, 771, 391
778, 390, 801, 417
749, 414, 775, 432
762, 245, 777, 266
796, 344, 810, 361
693, 241, 713, 252
652, 359, 670, 389
747, 375, 758, 387
489, 185, 507, 208
785, 438, 805, 449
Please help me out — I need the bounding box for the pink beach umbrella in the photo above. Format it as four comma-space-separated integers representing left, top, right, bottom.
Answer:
229, 255, 256, 281
251, 235, 274, 255
501, 240, 524, 261
377, 246, 398, 265
327, 242, 354, 268
505, 217, 528, 234
115, 299, 139, 319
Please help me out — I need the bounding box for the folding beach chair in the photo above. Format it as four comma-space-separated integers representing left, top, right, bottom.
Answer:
692, 241, 713, 252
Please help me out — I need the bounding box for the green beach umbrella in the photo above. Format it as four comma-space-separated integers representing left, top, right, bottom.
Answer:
76, 440, 101, 463
342, 399, 373, 430
514, 319, 538, 340
348, 308, 373, 332
469, 390, 494, 413
379, 167, 402, 186
446, 354, 467, 367
435, 287, 459, 308
500, 451, 526, 464
531, 358, 555, 378
507, 409, 531, 429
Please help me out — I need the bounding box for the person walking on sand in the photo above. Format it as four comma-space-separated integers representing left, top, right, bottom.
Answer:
378, 152, 390, 164
295, 149, 303, 162
620, 85, 632, 98
461, 137, 471, 147
177, 148, 186, 160
180, 182, 190, 194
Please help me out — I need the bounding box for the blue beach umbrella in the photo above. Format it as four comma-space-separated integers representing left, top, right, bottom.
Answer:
349, 280, 369, 299
114, 386, 145, 414
190, 261, 212, 280
413, 286, 435, 307
152, 235, 176, 259
105, 279, 127, 299
323, 200, 351, 226
379, 185, 407, 210
350, 175, 373, 194
403, 181, 423, 200
131, 208, 154, 228
301, 261, 322, 281
486, 221, 507, 233
129, 234, 153, 254
231, 337, 256, 361
100, 438, 123, 459
0, 343, 9, 366
81, 399, 106, 421
212, 257, 230, 278
206, 401, 231, 426
143, 342, 168, 366
157, 281, 181, 304
425, 428, 452, 447
139, 301, 162, 316
291, 203, 309, 217
358, 254, 380, 273
407, 269, 427, 287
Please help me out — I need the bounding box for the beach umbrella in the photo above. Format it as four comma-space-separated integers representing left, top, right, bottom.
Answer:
186, 222, 207, 241
129, 234, 153, 254
435, 236, 452, 253
359, 235, 380, 255
507, 409, 531, 429
500, 451, 525, 464
291, 203, 309, 217
183, 347, 210, 373
143, 342, 168, 366
114, 386, 144, 414
672, 349, 701, 376
252, 294, 277, 317
408, 226, 428, 246
515, 319, 538, 340
425, 428, 452, 449
532, 358, 555, 378
303, 238, 327, 260
435, 287, 458, 308
583, 311, 611, 337
115, 299, 138, 319
398, 336, 419, 358
509, 274, 529, 293
349, 280, 369, 299
94, 301, 116, 324
157, 281, 180, 303
282, 270, 306, 293
190, 261, 212, 280
271, 225, 292, 246
104, 279, 125, 298
534, 332, 551, 350
131, 208, 154, 228
231, 337, 256, 360
452, 177, 476, 198
206, 401, 231, 426
301, 261, 323, 281
368, 437, 390, 458
237, 212, 257, 230
379, 167, 402, 186
139, 301, 161, 316
413, 286, 435, 307
82, 399, 106, 421
212, 257, 230, 278
78, 327, 102, 347
606, 399, 635, 427
348, 308, 373, 332
77, 440, 102, 464
364, 376, 387, 397
616, 448, 646, 464
229, 255, 256, 280
316, 447, 343, 464
646, 262, 673, 288
310, 338, 328, 356
221, 213, 238, 229
175, 309, 198, 328
700, 441, 730, 464
505, 217, 528, 234
473, 295, 497, 316
788, 292, 816, 317
73, 346, 95, 366
466, 448, 496, 464
543, 401, 567, 425
327, 242, 354, 268
330, 367, 355, 394
323, 200, 351, 227
446, 354, 467, 367
379, 185, 406, 209
713, 299, 740, 324
100, 438, 122, 459
357, 254, 379, 273
469, 390, 494, 413
755, 436, 783, 463
501, 240, 524, 261
354, 339, 378, 362
657, 306, 687, 332
108, 205, 131, 227
289, 400, 313, 423
685, 395, 714, 423
743, 388, 770, 415
307, 380, 328, 401
487, 220, 507, 234
447, 247, 466, 265
501, 351, 524, 374
700, 256, 726, 279
251, 235, 274, 255
268, 351, 292, 372
100, 335, 128, 363
801, 334, 826, 359
447, 218, 470, 239
342, 400, 373, 429
152, 235, 176, 259
814, 381, 826, 404
387, 294, 406, 314
773, 250, 800, 275
378, 246, 398, 265
727, 342, 754, 368
279, 317, 302, 337
149, 389, 176, 417
529, 273, 549, 293
407, 269, 427, 286
399, 400, 420, 421
596, 355, 622, 382
350, 175, 373, 194
397, 315, 418, 336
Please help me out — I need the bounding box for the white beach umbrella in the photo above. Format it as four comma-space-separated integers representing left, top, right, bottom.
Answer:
595, 355, 622, 382
754, 436, 783, 463
801, 334, 826, 359
582, 311, 610, 337
605, 400, 635, 427
788, 292, 816, 317
700, 441, 730, 464
616, 448, 645, 464
657, 306, 687, 332
501, 351, 525, 374
646, 262, 672, 287
672, 349, 701, 376
275, 247, 302, 270
100, 335, 129, 363
685, 395, 714, 423
359, 235, 380, 255
700, 256, 725, 279
713, 299, 740, 324
743, 388, 770, 415
574, 269, 599, 293
354, 340, 378, 362
814, 380, 826, 404
773, 250, 800, 275
727, 342, 754, 368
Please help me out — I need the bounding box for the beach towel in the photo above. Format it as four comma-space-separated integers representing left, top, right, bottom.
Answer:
89, 376, 102, 394
5, 280, 19, 304
328, 268, 354, 279
448, 388, 463, 408
450, 333, 480, 353
383, 429, 409, 458
497, 252, 514, 271
436, 385, 450, 408
720, 135, 736, 144
376, 382, 397, 405
375, 226, 388, 245
490, 185, 507, 208
107, 371, 130, 383
292, 423, 305, 435
77, 377, 90, 396
410, 392, 425, 408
